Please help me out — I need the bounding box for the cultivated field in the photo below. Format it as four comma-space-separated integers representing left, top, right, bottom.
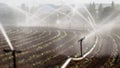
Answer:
0, 26, 120, 68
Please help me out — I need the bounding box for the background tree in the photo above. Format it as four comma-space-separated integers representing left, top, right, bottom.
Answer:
98, 4, 104, 21
88, 2, 97, 21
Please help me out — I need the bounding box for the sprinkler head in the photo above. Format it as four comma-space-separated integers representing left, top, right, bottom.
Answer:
14, 50, 22, 53
78, 37, 85, 42
3, 49, 22, 53
3, 49, 12, 52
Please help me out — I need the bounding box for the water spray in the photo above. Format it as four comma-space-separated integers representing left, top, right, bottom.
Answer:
0, 23, 22, 68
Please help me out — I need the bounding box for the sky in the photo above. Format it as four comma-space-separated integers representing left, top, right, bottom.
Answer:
0, 0, 119, 7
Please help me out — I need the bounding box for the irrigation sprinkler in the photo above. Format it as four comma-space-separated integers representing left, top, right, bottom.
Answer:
78, 37, 85, 57
0, 24, 22, 68
3, 49, 22, 68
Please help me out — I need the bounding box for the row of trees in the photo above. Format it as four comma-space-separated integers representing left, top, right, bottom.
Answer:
20, 2, 119, 23
88, 1, 118, 22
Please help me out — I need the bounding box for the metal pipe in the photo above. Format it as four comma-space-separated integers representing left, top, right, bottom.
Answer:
12, 51, 16, 68
78, 37, 85, 57
3, 49, 22, 68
